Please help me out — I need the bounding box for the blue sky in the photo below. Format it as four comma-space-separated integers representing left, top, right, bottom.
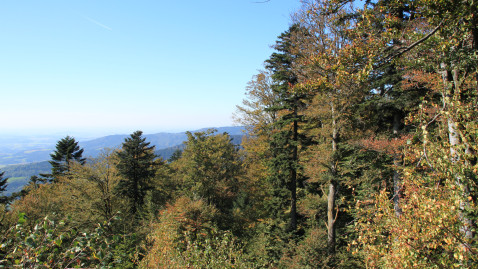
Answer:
0, 0, 301, 136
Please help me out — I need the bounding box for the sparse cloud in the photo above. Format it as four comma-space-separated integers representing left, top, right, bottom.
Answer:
85, 16, 112, 31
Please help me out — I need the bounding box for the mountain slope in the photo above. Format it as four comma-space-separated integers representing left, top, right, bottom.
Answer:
80, 126, 245, 157
2, 161, 51, 196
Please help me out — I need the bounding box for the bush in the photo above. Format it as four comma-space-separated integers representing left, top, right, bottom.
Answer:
0, 213, 125, 268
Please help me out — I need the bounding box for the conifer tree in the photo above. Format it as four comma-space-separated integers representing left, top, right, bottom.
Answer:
265, 24, 310, 232
43, 136, 86, 183
115, 130, 157, 217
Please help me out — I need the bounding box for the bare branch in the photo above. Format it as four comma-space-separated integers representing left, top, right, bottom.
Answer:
379, 21, 443, 67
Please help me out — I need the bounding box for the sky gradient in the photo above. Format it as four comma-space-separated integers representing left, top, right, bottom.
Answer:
0, 0, 301, 136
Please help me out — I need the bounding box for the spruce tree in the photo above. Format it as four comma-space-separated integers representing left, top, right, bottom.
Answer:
115, 130, 157, 217
265, 25, 310, 232
43, 136, 86, 183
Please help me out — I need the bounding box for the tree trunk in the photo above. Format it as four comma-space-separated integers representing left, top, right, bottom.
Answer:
327, 102, 338, 255
447, 110, 474, 240
393, 113, 403, 217
327, 180, 337, 255
442, 66, 474, 241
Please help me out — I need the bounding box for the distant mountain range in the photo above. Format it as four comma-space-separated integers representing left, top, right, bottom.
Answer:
80, 126, 245, 158
0, 126, 245, 166
1, 126, 245, 195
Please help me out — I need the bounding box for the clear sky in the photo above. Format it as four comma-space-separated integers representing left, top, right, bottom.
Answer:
0, 0, 301, 137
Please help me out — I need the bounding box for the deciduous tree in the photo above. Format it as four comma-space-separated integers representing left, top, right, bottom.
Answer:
292, 3, 366, 256
174, 130, 242, 225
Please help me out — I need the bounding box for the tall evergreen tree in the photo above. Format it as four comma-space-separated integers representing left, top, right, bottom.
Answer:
115, 130, 157, 217
43, 136, 86, 183
265, 24, 310, 232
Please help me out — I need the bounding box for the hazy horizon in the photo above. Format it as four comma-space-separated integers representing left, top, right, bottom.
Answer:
0, 124, 244, 141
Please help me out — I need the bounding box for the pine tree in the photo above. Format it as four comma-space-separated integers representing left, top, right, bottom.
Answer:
43, 136, 86, 183
115, 130, 157, 217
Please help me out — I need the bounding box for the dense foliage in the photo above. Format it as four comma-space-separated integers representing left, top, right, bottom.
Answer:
1, 0, 478, 268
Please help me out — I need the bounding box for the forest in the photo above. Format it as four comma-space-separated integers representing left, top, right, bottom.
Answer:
1, 0, 478, 268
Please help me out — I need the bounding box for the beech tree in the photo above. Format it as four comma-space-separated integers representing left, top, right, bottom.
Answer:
234, 69, 279, 135
174, 130, 242, 224
56, 151, 124, 226
293, 3, 367, 255
234, 70, 281, 229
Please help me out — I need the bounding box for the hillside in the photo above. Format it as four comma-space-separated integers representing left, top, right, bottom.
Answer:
2, 161, 51, 196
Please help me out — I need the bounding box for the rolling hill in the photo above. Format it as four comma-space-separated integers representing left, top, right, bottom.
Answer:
80, 126, 245, 157
0, 127, 246, 195
2, 161, 51, 196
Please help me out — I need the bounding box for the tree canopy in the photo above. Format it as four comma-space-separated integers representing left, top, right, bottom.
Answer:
44, 135, 86, 183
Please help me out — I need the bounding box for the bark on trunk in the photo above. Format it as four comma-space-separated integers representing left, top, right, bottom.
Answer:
447, 117, 473, 239
327, 180, 337, 255
327, 102, 338, 255
442, 66, 474, 241
393, 113, 403, 217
